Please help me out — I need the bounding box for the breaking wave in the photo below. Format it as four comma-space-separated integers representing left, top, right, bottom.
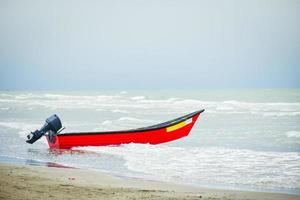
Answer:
77, 144, 300, 191
1, 92, 300, 117
286, 131, 300, 139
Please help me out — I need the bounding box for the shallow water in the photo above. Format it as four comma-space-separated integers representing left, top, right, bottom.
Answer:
0, 89, 299, 194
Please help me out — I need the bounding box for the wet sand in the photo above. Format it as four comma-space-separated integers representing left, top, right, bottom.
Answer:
0, 163, 299, 200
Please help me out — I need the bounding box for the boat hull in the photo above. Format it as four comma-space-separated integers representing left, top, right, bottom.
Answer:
46, 110, 203, 149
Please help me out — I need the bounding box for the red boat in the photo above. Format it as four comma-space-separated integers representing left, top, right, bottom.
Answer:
26, 110, 204, 149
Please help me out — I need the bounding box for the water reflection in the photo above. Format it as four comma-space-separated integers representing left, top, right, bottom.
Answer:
0, 155, 74, 169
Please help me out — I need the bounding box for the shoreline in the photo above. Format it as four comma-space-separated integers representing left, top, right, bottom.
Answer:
1, 155, 299, 195
1, 163, 299, 200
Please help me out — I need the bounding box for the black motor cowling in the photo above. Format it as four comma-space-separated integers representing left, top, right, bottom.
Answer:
26, 114, 62, 144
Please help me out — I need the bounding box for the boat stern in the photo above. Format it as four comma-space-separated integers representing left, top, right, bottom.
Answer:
46, 135, 60, 149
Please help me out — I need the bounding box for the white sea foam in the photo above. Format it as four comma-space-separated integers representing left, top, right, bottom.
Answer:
216, 106, 234, 111
286, 131, 300, 139
14, 93, 34, 99
1, 93, 299, 117
263, 112, 300, 117
101, 120, 112, 125
0, 94, 14, 97
131, 96, 145, 100
0, 121, 40, 138
111, 109, 128, 113
77, 144, 300, 190
117, 117, 157, 124
43, 94, 71, 99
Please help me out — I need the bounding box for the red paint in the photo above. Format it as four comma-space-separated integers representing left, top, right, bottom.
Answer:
46, 112, 202, 149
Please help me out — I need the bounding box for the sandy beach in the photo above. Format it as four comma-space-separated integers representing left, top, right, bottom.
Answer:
0, 163, 299, 200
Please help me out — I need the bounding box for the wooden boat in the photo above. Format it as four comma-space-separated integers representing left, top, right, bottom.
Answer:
45, 110, 204, 149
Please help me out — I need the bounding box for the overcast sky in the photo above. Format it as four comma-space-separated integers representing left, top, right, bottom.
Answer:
0, 0, 299, 90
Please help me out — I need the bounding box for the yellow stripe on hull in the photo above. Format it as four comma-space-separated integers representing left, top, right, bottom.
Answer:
166, 118, 193, 132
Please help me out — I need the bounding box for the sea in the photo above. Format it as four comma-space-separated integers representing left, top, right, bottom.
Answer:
0, 89, 299, 194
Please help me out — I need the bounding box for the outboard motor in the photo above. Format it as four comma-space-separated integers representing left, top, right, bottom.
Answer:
26, 114, 62, 144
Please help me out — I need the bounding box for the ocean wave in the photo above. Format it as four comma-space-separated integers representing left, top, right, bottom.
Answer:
215, 106, 234, 111
111, 109, 128, 113
137, 97, 181, 104
1, 93, 300, 119
117, 117, 157, 124
14, 93, 35, 99
130, 96, 145, 100
43, 94, 72, 99
0, 93, 14, 98
286, 131, 300, 139
263, 112, 300, 117
101, 120, 113, 125
77, 144, 300, 190
0, 121, 40, 138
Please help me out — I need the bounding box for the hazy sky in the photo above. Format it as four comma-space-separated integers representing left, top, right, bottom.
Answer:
0, 0, 299, 90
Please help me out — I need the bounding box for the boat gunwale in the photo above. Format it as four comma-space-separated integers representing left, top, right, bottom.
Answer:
57, 109, 204, 137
